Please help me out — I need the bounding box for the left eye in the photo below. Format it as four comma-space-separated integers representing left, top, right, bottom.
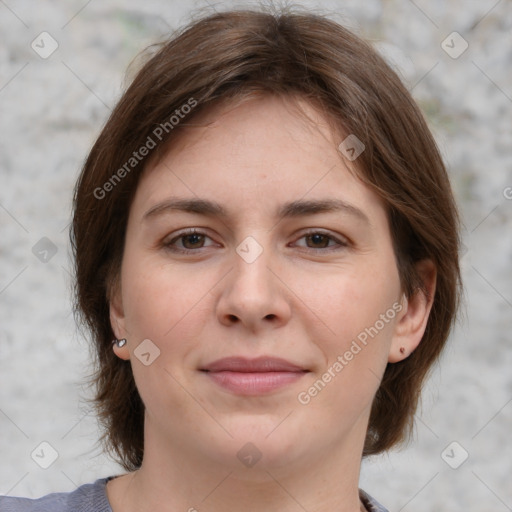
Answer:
294, 232, 346, 249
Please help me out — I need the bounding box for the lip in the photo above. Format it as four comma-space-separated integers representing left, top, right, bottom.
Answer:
202, 356, 306, 373
201, 356, 309, 395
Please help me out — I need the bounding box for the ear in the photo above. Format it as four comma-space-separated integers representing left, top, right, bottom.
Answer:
109, 279, 131, 361
388, 259, 437, 363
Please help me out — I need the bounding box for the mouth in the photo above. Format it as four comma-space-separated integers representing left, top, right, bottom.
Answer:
200, 356, 309, 395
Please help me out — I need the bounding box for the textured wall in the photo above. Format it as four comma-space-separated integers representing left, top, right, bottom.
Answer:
1, 1, 511, 510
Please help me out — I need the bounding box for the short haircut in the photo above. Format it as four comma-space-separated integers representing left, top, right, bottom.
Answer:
71, 7, 462, 470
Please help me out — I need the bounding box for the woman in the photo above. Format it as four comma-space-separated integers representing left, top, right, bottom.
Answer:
0, 7, 461, 512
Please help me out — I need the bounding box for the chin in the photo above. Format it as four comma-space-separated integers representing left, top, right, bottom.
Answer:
224, 420, 305, 468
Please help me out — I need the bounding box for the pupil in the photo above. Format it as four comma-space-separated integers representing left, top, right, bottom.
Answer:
184, 234, 203, 248
308, 234, 328, 248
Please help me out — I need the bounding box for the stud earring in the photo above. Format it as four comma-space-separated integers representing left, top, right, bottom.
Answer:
112, 338, 127, 348
399, 346, 405, 355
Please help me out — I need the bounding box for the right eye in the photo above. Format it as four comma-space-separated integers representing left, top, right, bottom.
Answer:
163, 229, 217, 253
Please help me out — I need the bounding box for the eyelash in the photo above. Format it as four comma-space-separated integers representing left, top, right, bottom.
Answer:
163, 228, 349, 254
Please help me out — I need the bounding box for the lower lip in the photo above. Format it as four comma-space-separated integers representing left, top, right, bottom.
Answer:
204, 371, 306, 395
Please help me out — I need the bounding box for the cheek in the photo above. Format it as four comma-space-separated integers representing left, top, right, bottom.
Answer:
298, 254, 401, 349
121, 260, 213, 418
292, 256, 401, 414
121, 256, 215, 352
297, 278, 399, 420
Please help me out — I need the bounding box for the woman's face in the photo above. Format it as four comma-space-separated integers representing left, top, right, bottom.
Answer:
111, 95, 420, 473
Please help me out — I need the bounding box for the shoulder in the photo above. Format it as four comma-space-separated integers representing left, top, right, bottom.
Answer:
359, 488, 389, 512
0, 478, 112, 512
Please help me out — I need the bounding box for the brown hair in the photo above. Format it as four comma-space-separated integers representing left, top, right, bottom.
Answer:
71, 7, 462, 470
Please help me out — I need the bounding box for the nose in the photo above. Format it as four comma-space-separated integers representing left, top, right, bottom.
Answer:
216, 243, 292, 332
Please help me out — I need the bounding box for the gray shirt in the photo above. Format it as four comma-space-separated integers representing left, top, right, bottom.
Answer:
0, 478, 388, 511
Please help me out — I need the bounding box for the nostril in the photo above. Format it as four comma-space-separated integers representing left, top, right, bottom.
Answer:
265, 314, 276, 320
228, 314, 239, 323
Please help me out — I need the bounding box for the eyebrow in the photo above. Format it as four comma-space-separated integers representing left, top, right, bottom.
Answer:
143, 198, 227, 220
278, 198, 370, 224
143, 197, 370, 225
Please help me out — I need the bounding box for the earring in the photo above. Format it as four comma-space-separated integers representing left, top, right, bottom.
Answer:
112, 338, 127, 348
399, 346, 405, 355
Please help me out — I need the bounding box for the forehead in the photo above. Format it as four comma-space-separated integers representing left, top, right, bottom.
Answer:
132, 94, 387, 223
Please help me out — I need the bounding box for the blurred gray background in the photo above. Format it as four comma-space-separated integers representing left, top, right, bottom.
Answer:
1, 1, 511, 510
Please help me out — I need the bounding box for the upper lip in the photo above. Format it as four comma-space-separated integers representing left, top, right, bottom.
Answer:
201, 356, 308, 373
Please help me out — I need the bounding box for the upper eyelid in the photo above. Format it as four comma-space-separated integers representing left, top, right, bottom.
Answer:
292, 231, 349, 248
165, 228, 216, 244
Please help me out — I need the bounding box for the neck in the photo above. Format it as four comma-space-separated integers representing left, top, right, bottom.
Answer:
108, 417, 368, 512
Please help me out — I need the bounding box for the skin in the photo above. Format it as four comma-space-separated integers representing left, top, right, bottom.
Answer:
107, 94, 436, 512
